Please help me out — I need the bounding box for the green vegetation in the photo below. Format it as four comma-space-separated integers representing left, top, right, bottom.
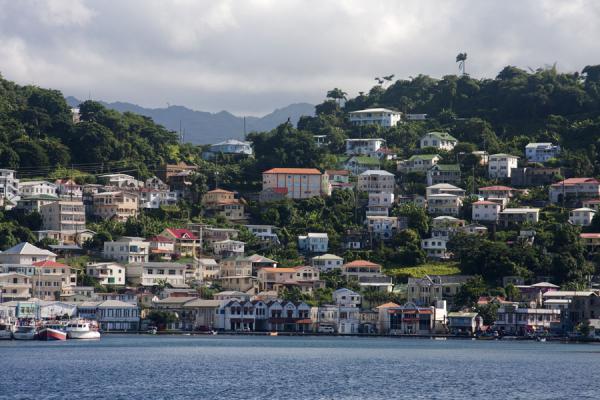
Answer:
387, 263, 461, 281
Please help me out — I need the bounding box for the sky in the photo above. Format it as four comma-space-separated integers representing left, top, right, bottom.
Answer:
1, 0, 600, 116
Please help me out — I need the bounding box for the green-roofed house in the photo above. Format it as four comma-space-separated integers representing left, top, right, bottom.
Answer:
420, 131, 458, 151
342, 155, 381, 175
427, 164, 462, 186
397, 154, 441, 173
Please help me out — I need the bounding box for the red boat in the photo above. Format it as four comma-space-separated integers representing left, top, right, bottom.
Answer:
37, 325, 67, 341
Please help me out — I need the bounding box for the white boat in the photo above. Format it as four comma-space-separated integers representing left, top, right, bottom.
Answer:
65, 321, 101, 340
13, 325, 37, 340
0, 322, 15, 340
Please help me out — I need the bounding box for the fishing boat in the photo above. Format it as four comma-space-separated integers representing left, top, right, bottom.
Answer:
38, 323, 67, 341
13, 325, 37, 340
65, 320, 101, 340
0, 321, 15, 340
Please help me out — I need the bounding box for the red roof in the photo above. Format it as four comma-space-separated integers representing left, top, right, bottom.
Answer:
32, 260, 67, 267
552, 178, 600, 187
207, 188, 235, 194
479, 185, 514, 191
580, 233, 600, 239
343, 260, 381, 268
149, 235, 174, 243
164, 228, 198, 240
263, 168, 322, 175
326, 170, 350, 176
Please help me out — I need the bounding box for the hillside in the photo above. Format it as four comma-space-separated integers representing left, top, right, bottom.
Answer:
65, 97, 315, 144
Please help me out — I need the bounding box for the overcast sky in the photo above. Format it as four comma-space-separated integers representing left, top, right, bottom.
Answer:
1, 0, 599, 116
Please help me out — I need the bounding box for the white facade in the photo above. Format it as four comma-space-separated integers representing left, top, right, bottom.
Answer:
419, 132, 457, 151
549, 178, 600, 204
311, 254, 343, 271
488, 154, 519, 178
86, 262, 126, 286
0, 242, 56, 265
427, 194, 462, 216
126, 262, 187, 287
0, 169, 19, 206
298, 233, 329, 253
207, 139, 253, 157
525, 143, 560, 163
19, 181, 58, 197
472, 201, 501, 222
333, 288, 361, 307
348, 108, 401, 127
569, 208, 596, 226
366, 216, 399, 240
344, 138, 386, 156
103, 237, 149, 264
213, 240, 245, 258
357, 170, 395, 194
421, 238, 450, 259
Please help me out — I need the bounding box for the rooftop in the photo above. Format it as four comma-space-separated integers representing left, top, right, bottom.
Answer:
263, 168, 322, 175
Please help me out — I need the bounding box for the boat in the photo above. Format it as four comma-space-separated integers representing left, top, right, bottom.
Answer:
0, 321, 15, 340
13, 325, 37, 340
38, 323, 67, 341
65, 320, 101, 340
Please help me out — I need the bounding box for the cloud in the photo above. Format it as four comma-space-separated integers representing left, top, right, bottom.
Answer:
1, 0, 600, 115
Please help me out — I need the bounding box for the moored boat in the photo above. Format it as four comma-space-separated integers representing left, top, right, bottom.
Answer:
0, 321, 15, 340
38, 324, 67, 341
13, 325, 37, 340
65, 320, 101, 340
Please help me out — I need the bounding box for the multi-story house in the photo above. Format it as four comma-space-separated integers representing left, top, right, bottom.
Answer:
406, 275, 473, 306
488, 154, 519, 178
0, 168, 19, 207
77, 300, 140, 332
425, 183, 465, 199
0, 273, 31, 301
419, 132, 457, 151
311, 254, 344, 271
333, 288, 362, 307
19, 181, 57, 197
0, 242, 57, 264
85, 262, 125, 286
298, 233, 329, 253
357, 170, 395, 194
16, 194, 58, 213
344, 138, 387, 156
203, 139, 253, 159
348, 108, 401, 127
367, 192, 394, 217
478, 185, 518, 201
549, 178, 600, 204
39, 200, 86, 232
262, 168, 330, 200
103, 237, 149, 264
31, 260, 76, 300
342, 155, 381, 175
158, 162, 198, 183
325, 170, 352, 190
312, 304, 360, 334
92, 191, 138, 222
192, 258, 220, 282
427, 194, 462, 216
472, 200, 502, 222
244, 225, 279, 244
366, 216, 401, 240
55, 179, 83, 199
137, 188, 180, 209
98, 173, 142, 188
579, 233, 600, 252
495, 304, 561, 335
126, 262, 187, 287
569, 208, 596, 226
257, 266, 323, 293
426, 164, 461, 186
148, 235, 176, 260
511, 167, 562, 187
217, 256, 255, 292
159, 228, 200, 257
213, 240, 245, 258
201, 189, 245, 222
341, 260, 382, 280
561, 292, 600, 333
525, 142, 560, 163
498, 208, 540, 227
397, 154, 440, 174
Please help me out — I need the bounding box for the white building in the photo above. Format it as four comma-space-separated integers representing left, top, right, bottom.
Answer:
498, 208, 540, 227
421, 238, 450, 259
333, 288, 361, 307
357, 170, 395, 194
298, 233, 329, 253
549, 178, 600, 204
39, 200, 86, 232
103, 237, 149, 264
472, 200, 501, 222
344, 138, 386, 156
0, 242, 56, 264
85, 262, 126, 286
19, 181, 58, 197
244, 225, 279, 243
213, 240, 245, 258
0, 169, 19, 206
366, 216, 400, 240
348, 108, 401, 127
488, 154, 519, 178
204, 139, 253, 159
126, 262, 187, 287
262, 168, 330, 200
525, 142, 560, 163
367, 192, 395, 217
398, 154, 440, 173
569, 208, 596, 226
311, 254, 344, 271
427, 194, 462, 216
419, 132, 457, 151
425, 183, 465, 199
98, 173, 142, 188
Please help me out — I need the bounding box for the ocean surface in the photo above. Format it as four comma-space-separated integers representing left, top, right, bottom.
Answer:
1, 335, 598, 399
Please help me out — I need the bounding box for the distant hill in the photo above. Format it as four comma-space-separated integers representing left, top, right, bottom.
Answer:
65, 97, 315, 144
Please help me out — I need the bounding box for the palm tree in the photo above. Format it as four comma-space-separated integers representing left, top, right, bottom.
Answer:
456, 52, 467, 75
374, 77, 385, 85
326, 88, 348, 105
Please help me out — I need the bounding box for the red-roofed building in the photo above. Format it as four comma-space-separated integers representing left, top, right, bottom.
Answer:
32, 260, 76, 300
550, 178, 600, 204
159, 228, 200, 257
148, 235, 176, 260
580, 233, 600, 251
262, 168, 330, 200
341, 260, 382, 279
582, 198, 600, 211
472, 200, 501, 222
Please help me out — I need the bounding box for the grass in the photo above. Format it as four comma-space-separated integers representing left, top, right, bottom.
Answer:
386, 262, 461, 282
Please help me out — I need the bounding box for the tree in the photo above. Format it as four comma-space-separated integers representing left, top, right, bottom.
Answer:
454, 276, 487, 308
146, 310, 178, 330
456, 53, 467, 75
326, 88, 347, 106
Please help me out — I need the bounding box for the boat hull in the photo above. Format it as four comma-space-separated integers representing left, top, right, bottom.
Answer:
67, 331, 101, 340
0, 331, 13, 340
13, 332, 36, 340
38, 328, 67, 341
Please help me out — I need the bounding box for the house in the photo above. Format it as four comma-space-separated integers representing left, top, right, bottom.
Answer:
298, 233, 329, 253
55, 179, 83, 199
192, 258, 220, 282
145, 176, 170, 191
202, 189, 245, 222
397, 154, 440, 174
431, 216, 465, 239
367, 192, 395, 217
478, 185, 518, 200
138, 188, 180, 209
92, 191, 138, 222
31, 260, 76, 300
325, 170, 352, 191
312, 304, 360, 334
498, 208, 540, 227
0, 242, 57, 264
98, 173, 142, 188
406, 275, 472, 306
0, 169, 20, 206
333, 288, 361, 307
421, 238, 450, 259
213, 240, 245, 258
126, 262, 187, 287
582, 199, 600, 212
159, 228, 200, 257
511, 166, 562, 187
148, 236, 176, 260
313, 135, 328, 147
245, 254, 278, 275
85, 262, 125, 286
427, 194, 462, 216
569, 208, 596, 226
560, 292, 600, 333
419, 132, 457, 151
426, 164, 461, 186
19, 181, 57, 197
447, 312, 482, 335
103, 237, 149, 264
217, 256, 255, 292
549, 178, 600, 204
580, 233, 600, 252
472, 150, 489, 165
525, 142, 560, 163
311, 254, 344, 271
472, 200, 501, 222
366, 216, 401, 240
0, 273, 31, 301
460, 223, 488, 235
426, 183, 465, 199
341, 260, 382, 280
244, 225, 279, 244
348, 108, 401, 127
182, 298, 223, 331
375, 147, 397, 161
488, 154, 519, 178
262, 168, 330, 200
158, 162, 198, 183
495, 304, 561, 335
203, 139, 253, 159
39, 200, 86, 232
35, 228, 95, 246
357, 170, 395, 194
344, 138, 387, 156
16, 194, 58, 213
77, 300, 140, 332
381, 302, 436, 335
341, 230, 370, 250
342, 156, 381, 175
257, 266, 323, 293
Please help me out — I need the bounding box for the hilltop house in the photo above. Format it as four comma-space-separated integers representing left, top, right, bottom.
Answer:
426, 164, 461, 186
203, 139, 253, 159
397, 154, 440, 173
344, 138, 386, 156
298, 233, 329, 253
202, 189, 245, 222
419, 132, 457, 151
549, 178, 600, 204
525, 142, 560, 163
488, 154, 519, 178
348, 108, 401, 127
